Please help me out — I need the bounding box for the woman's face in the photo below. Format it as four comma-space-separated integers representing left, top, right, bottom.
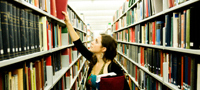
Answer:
89, 35, 103, 53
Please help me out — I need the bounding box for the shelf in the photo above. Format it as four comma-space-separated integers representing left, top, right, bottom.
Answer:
0, 44, 77, 68
115, 59, 140, 88
68, 4, 85, 25
13, 0, 87, 34
112, 0, 139, 25
44, 55, 82, 90
113, 0, 200, 33
117, 41, 200, 55
67, 59, 86, 90
117, 41, 164, 49
117, 51, 180, 90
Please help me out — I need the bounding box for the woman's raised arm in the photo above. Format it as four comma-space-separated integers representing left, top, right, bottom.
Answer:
62, 11, 79, 42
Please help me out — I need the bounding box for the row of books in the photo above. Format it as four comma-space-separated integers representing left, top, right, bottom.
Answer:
116, 43, 199, 89
114, 4, 200, 49
112, 0, 190, 26
125, 67, 171, 90
0, 0, 87, 61
127, 77, 140, 90
0, 47, 84, 90
64, 59, 87, 90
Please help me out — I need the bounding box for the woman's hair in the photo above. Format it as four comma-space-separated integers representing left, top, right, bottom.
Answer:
89, 33, 117, 67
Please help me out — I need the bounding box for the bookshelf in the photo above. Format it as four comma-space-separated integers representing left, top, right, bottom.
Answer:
112, 0, 200, 90
112, 0, 199, 33
0, 0, 88, 90
14, 0, 87, 33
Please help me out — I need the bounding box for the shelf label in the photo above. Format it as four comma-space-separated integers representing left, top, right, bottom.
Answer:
8, 48, 10, 53
13, 48, 15, 52
19, 48, 21, 51
16, 48, 18, 52
1, 49, 3, 54
24, 47, 26, 50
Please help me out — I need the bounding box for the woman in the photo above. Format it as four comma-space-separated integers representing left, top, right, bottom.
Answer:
62, 11, 130, 90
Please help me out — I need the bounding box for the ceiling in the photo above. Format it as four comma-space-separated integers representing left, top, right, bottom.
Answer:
68, 0, 125, 32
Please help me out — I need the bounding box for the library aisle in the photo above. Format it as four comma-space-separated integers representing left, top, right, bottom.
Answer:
0, 0, 200, 90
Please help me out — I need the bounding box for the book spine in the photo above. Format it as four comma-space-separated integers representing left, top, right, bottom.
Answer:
16, 8, 21, 56
0, 9, 3, 60
20, 9, 26, 55
13, 6, 18, 57
34, 15, 37, 52
25, 11, 29, 54
8, 3, 15, 58
1, 1, 10, 59
36, 15, 40, 52
30, 13, 34, 53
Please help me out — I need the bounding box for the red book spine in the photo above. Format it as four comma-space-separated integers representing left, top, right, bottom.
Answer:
46, 56, 52, 66
168, 0, 173, 8
160, 50, 163, 77
28, 68, 31, 90
135, 66, 137, 81
130, 28, 133, 42
69, 48, 72, 64
34, 0, 39, 7
152, 22, 155, 45
56, 0, 68, 20
50, 0, 57, 17
133, 27, 135, 42
181, 56, 184, 89
46, 21, 49, 50
0, 73, 3, 90
145, 0, 148, 18
156, 81, 158, 90
141, 47, 144, 66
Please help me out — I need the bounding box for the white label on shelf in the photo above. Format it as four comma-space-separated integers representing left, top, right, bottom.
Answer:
158, 68, 160, 70
8, 48, 10, 53
19, 48, 21, 51
35, 45, 37, 48
16, 48, 18, 52
13, 48, 15, 52
24, 47, 26, 50
27, 47, 29, 50
0, 50, 3, 54
190, 42, 193, 46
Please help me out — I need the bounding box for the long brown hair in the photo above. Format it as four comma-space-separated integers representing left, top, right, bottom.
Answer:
89, 33, 117, 67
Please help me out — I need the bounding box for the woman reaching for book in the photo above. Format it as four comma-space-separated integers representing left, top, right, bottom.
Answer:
62, 11, 130, 90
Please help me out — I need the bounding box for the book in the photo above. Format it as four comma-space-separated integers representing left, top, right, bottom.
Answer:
13, 6, 18, 57
0, 11, 3, 61
8, 3, 15, 58
39, 16, 47, 51
56, 0, 68, 20
197, 64, 200, 90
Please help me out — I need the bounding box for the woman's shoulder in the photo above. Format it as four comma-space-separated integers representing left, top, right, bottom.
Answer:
108, 61, 123, 75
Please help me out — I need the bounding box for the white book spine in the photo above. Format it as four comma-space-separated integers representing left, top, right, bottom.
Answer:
46, 66, 53, 86
173, 13, 179, 48
163, 62, 168, 82
61, 55, 70, 67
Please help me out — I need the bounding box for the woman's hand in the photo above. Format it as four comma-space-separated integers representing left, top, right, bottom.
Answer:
62, 11, 70, 24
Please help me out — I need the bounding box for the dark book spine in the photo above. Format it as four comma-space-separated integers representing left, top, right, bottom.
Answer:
20, 9, 26, 55
32, 14, 35, 52
0, 11, 4, 60
36, 15, 40, 52
34, 15, 37, 52
173, 54, 177, 85
13, 6, 18, 57
165, 15, 171, 46
152, 49, 156, 74
25, 11, 29, 54
16, 8, 21, 56
7, 3, 15, 58
183, 11, 186, 49
177, 54, 181, 89
28, 13, 32, 53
